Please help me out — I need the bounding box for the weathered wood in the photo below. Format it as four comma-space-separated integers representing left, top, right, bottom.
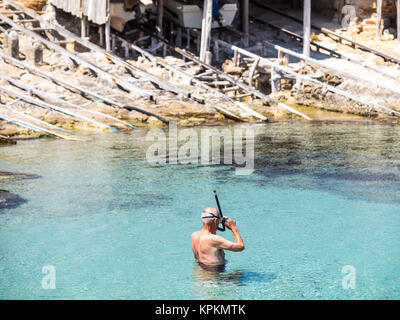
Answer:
248, 57, 259, 86
250, 14, 399, 82
0, 51, 164, 123
376, 0, 383, 41
240, 0, 249, 47
81, 15, 88, 38
156, 0, 164, 36
1, 102, 77, 136
397, 0, 400, 46
0, 84, 121, 132
6, 30, 19, 59
303, 0, 311, 57
0, 72, 135, 130
105, 0, 111, 52
127, 40, 261, 121
0, 105, 78, 140
200, 0, 213, 62
176, 47, 307, 120
274, 44, 400, 96
251, 0, 400, 65
338, 0, 345, 22
220, 40, 400, 116
0, 11, 153, 98
30, 42, 42, 65
2, 2, 200, 103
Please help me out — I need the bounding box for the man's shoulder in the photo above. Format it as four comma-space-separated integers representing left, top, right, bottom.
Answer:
191, 230, 201, 238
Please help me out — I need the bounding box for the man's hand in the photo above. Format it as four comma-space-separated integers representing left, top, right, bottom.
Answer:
212, 218, 244, 252
226, 218, 237, 230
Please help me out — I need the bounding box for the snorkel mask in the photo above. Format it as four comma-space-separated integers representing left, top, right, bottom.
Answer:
201, 190, 227, 232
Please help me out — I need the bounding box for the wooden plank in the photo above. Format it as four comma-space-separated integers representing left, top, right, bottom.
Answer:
0, 105, 78, 140
398, 0, 400, 46
3, 1, 199, 103
377, 0, 382, 41
0, 72, 135, 130
0, 51, 168, 123
0, 84, 121, 132
175, 47, 309, 120
200, 0, 212, 62
105, 0, 111, 52
0, 12, 153, 98
126, 39, 259, 121
241, 0, 249, 47
1, 102, 77, 136
251, 0, 400, 65
219, 41, 400, 116
156, 0, 164, 36
303, 0, 311, 57
249, 14, 400, 82
274, 44, 400, 96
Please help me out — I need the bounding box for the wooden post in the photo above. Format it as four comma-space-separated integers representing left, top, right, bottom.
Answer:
338, 0, 345, 23
6, 31, 19, 59
200, 0, 213, 62
303, 0, 311, 57
105, 0, 111, 52
398, 0, 400, 47
99, 26, 104, 47
241, 0, 249, 47
81, 15, 88, 38
156, 0, 164, 37
186, 29, 191, 49
376, 0, 382, 41
32, 42, 43, 65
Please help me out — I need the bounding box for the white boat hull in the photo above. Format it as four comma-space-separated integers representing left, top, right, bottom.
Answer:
164, 0, 238, 29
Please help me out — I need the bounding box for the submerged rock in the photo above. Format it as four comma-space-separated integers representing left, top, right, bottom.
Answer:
0, 171, 40, 183
0, 136, 16, 145
0, 190, 26, 210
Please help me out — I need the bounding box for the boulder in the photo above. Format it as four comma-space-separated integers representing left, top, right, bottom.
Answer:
0, 189, 25, 210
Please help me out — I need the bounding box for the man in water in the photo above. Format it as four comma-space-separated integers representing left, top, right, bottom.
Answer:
191, 207, 244, 268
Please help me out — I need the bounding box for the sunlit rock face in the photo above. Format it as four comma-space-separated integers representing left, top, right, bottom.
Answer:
15, 0, 48, 11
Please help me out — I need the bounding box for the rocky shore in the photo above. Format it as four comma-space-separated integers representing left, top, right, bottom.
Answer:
1, 3, 400, 140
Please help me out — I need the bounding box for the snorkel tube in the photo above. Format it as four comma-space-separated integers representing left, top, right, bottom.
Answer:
213, 190, 227, 232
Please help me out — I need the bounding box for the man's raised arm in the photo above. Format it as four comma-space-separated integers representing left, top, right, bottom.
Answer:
212, 219, 245, 252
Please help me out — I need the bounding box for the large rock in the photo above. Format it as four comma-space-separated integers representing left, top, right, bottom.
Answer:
0, 135, 16, 145
0, 190, 26, 210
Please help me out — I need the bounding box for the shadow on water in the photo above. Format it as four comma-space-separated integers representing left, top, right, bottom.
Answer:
107, 192, 173, 211
191, 262, 276, 298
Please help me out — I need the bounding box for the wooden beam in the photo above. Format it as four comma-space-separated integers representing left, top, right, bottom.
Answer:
200, 0, 213, 62
397, 0, 400, 46
338, 0, 345, 23
377, 0, 383, 41
303, 0, 311, 57
156, 0, 164, 36
105, 0, 111, 52
241, 0, 249, 47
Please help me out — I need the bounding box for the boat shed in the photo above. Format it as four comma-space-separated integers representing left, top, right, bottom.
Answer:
49, 0, 111, 50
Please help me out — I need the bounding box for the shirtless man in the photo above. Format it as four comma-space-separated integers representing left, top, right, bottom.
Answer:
191, 207, 245, 267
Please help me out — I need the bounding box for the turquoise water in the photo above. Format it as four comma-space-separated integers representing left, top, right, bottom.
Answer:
0, 121, 399, 299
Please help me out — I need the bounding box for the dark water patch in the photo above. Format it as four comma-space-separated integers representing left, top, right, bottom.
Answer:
0, 190, 26, 210
0, 171, 41, 183
107, 192, 173, 211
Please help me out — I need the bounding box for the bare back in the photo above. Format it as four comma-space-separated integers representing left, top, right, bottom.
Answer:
191, 230, 226, 266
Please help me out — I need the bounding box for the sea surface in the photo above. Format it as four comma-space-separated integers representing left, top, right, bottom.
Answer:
0, 121, 399, 299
